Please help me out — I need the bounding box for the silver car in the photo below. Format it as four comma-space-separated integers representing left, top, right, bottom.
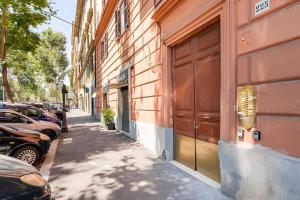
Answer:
0, 109, 61, 140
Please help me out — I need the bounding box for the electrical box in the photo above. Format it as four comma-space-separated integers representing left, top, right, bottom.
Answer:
253, 131, 261, 141
237, 85, 257, 129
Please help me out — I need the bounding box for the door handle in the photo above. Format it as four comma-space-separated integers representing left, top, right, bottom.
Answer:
178, 113, 184, 117
202, 116, 211, 119
194, 121, 199, 129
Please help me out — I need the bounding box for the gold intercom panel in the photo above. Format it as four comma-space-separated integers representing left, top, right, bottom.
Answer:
237, 85, 257, 129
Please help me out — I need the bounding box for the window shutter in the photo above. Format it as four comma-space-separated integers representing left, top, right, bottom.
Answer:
124, 0, 129, 28
100, 41, 104, 60
115, 10, 120, 38
105, 33, 108, 58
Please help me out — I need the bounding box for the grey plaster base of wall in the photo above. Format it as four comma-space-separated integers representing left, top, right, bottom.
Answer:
219, 141, 300, 200
129, 120, 173, 160
94, 112, 102, 121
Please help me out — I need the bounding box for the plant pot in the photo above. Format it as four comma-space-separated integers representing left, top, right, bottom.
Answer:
106, 123, 115, 130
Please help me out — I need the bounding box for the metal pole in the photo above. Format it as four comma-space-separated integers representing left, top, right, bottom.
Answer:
61, 84, 68, 132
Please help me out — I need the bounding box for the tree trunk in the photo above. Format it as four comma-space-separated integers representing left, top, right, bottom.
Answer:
2, 63, 13, 102
0, 1, 13, 102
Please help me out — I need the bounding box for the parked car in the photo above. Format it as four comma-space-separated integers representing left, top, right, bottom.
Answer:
0, 125, 50, 165
0, 154, 51, 199
0, 103, 62, 127
0, 109, 61, 140
27, 102, 44, 109
39, 102, 65, 121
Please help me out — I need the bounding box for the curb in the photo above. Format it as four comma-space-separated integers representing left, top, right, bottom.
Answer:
39, 138, 60, 182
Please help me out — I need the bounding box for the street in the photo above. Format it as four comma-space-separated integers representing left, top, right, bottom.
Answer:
47, 110, 230, 200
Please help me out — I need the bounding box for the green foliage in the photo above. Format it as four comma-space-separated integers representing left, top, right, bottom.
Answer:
35, 28, 69, 85
2, 0, 55, 56
102, 108, 115, 125
68, 67, 74, 90
4, 27, 69, 102
0, 0, 56, 101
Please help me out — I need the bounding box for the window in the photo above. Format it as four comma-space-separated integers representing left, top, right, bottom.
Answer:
104, 33, 108, 58
26, 108, 42, 118
115, 0, 129, 38
115, 10, 120, 38
102, 0, 106, 9
120, 0, 129, 32
100, 33, 108, 60
0, 112, 28, 123
15, 108, 41, 118
100, 41, 105, 59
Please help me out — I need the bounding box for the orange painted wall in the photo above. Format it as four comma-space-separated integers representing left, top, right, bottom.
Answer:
157, 0, 300, 157
95, 0, 300, 157
236, 0, 300, 157
96, 0, 163, 126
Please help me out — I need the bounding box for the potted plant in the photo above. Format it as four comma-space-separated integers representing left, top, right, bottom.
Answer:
102, 108, 115, 130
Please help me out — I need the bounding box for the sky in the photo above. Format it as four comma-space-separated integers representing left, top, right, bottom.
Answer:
37, 0, 77, 86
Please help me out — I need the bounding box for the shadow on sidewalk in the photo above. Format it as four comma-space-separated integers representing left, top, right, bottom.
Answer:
49, 111, 230, 200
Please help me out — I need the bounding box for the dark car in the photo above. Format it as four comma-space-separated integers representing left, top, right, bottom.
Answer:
0, 124, 51, 165
0, 103, 62, 127
0, 154, 51, 199
27, 102, 44, 109
39, 102, 65, 121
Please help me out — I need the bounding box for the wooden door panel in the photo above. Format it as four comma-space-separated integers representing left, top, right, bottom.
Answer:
173, 36, 195, 139
174, 41, 192, 62
172, 22, 221, 180
173, 63, 194, 110
195, 54, 221, 112
194, 24, 221, 144
173, 62, 195, 138
195, 23, 220, 53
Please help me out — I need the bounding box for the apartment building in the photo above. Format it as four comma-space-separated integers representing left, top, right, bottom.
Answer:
73, 0, 300, 199
71, 0, 98, 117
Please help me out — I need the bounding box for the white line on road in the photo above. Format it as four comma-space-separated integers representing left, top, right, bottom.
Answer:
39, 139, 59, 181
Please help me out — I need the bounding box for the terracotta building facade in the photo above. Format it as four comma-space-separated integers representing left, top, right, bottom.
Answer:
73, 0, 300, 199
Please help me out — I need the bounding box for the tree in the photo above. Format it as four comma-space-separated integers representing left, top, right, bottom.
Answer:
0, 0, 54, 102
6, 50, 39, 101
35, 28, 68, 102
68, 67, 74, 90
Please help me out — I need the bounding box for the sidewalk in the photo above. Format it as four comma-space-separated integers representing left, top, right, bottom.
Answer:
49, 109, 231, 200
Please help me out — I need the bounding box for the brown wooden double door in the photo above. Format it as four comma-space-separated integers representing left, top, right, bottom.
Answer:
172, 22, 221, 182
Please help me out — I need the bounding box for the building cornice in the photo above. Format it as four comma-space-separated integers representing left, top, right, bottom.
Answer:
152, 0, 180, 21
95, 0, 119, 43
74, 0, 84, 36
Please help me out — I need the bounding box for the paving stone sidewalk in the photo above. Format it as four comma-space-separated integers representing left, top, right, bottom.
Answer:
49, 109, 231, 200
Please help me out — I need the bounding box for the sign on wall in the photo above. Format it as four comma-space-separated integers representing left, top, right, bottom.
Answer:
255, 0, 270, 16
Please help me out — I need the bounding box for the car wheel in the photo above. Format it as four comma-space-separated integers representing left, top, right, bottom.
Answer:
41, 130, 56, 141
13, 146, 40, 165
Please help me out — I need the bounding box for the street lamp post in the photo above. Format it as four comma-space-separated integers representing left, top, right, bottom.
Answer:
62, 84, 68, 132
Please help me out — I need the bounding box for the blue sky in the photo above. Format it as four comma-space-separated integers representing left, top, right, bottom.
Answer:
37, 0, 77, 84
